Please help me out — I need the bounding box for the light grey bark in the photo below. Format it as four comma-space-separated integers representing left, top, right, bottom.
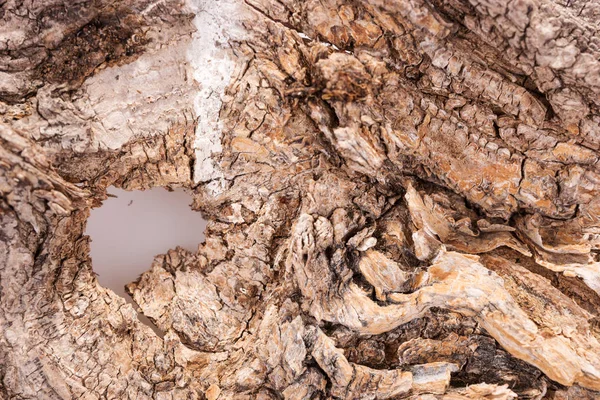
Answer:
2, 0, 600, 399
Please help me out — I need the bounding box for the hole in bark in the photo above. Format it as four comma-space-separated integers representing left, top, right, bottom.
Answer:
86, 186, 207, 334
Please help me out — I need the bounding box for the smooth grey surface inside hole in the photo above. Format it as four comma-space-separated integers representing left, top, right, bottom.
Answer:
86, 186, 207, 333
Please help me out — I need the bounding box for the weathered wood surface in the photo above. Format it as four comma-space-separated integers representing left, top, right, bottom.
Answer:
1, 0, 600, 398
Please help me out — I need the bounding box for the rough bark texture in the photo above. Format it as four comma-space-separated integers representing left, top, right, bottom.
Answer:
2, 0, 600, 399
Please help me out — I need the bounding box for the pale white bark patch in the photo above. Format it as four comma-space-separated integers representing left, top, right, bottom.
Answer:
82, 40, 194, 150
20, 35, 196, 153
186, 0, 247, 193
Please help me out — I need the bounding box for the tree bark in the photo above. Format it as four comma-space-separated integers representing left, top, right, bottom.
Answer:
2, 0, 600, 398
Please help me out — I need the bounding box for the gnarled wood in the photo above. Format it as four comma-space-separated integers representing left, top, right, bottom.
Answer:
2, 0, 600, 399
